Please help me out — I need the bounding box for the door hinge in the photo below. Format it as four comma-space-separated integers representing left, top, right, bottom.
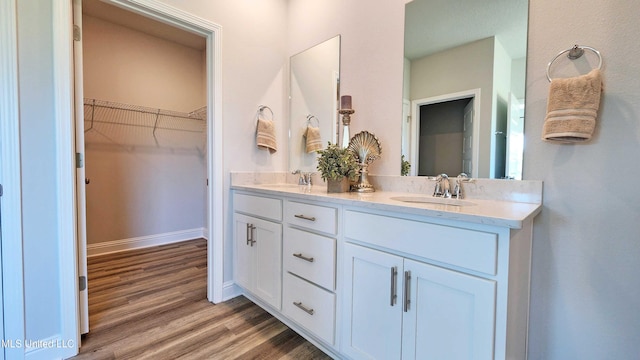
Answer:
76, 152, 84, 168
73, 25, 81, 41
79, 276, 87, 291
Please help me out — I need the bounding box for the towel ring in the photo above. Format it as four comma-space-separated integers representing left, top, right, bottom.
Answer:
546, 45, 602, 82
306, 115, 320, 127
258, 105, 274, 120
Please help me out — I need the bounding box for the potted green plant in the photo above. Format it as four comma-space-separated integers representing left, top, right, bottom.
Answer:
316, 142, 360, 193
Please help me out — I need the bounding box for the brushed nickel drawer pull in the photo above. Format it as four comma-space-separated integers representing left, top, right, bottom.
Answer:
294, 214, 316, 222
293, 253, 314, 262
293, 301, 314, 315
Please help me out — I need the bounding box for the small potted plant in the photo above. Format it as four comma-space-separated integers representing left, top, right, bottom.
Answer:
316, 142, 360, 193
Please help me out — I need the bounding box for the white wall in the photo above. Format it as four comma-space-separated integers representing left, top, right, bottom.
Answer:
524, 0, 640, 358
82, 15, 206, 246
410, 38, 496, 178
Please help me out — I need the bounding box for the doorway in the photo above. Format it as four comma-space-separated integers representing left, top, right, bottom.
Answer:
410, 89, 481, 177
71, 0, 224, 340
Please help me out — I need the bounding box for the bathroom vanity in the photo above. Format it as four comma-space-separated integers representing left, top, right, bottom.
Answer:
231, 175, 541, 360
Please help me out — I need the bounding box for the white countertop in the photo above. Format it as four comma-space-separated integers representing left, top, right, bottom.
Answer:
231, 183, 542, 229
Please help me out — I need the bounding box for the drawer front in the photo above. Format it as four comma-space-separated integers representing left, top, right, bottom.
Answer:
283, 227, 336, 290
233, 192, 282, 222
344, 210, 498, 275
283, 272, 335, 345
285, 201, 337, 235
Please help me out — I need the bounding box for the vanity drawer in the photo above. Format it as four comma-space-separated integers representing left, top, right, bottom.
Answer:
233, 193, 282, 222
344, 210, 498, 275
285, 201, 337, 235
283, 272, 335, 345
284, 227, 336, 290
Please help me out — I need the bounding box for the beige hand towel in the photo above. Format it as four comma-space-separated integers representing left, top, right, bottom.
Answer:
256, 117, 277, 153
304, 125, 322, 153
542, 69, 602, 143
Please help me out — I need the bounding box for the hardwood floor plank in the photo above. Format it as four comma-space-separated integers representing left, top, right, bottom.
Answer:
70, 239, 331, 360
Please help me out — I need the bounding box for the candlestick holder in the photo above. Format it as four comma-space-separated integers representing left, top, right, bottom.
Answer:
339, 109, 354, 148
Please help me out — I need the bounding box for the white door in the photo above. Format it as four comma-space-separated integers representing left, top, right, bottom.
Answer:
402, 259, 496, 360
462, 99, 474, 175
252, 217, 282, 310
0, 198, 4, 360
506, 94, 524, 180
234, 213, 254, 292
72, 0, 89, 335
342, 243, 403, 360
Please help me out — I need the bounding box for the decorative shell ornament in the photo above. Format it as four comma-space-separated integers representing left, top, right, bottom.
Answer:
347, 131, 381, 192
347, 131, 382, 164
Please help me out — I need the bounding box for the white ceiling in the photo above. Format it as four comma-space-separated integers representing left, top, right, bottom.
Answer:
82, 0, 206, 50
404, 0, 529, 60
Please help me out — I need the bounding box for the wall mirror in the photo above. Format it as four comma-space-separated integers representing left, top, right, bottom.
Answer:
401, 0, 528, 179
289, 35, 341, 173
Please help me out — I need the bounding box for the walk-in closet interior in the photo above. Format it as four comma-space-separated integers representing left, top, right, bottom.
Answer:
81, 0, 208, 255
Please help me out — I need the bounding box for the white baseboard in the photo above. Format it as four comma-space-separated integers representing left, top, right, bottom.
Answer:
87, 228, 206, 257
24, 334, 77, 360
222, 281, 242, 301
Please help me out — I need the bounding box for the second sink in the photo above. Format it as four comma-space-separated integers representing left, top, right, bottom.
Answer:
390, 196, 476, 207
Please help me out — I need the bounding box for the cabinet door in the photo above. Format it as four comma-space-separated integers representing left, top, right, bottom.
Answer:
402, 259, 496, 360
342, 243, 403, 360
253, 216, 282, 309
233, 213, 282, 310
234, 213, 253, 291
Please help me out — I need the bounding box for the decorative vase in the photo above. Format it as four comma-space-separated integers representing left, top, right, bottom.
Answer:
327, 178, 350, 193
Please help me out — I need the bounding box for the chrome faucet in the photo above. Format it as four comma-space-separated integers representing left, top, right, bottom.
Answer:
292, 170, 313, 186
433, 174, 451, 198
452, 173, 471, 199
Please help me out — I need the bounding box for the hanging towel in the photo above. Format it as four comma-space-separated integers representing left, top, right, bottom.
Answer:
542, 69, 603, 143
304, 125, 323, 153
256, 116, 277, 153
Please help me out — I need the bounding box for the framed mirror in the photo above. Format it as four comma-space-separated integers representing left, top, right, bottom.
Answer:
401, 0, 528, 179
289, 35, 341, 172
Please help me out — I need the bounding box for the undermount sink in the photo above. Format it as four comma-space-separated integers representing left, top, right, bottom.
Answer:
390, 196, 476, 207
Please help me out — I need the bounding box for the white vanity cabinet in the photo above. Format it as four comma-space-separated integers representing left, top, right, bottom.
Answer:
230, 184, 538, 360
233, 193, 283, 310
341, 209, 532, 360
282, 200, 338, 345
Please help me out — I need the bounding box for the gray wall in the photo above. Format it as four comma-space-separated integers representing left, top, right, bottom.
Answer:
524, 0, 640, 358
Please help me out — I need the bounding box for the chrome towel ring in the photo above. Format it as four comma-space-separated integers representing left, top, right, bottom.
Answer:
546, 45, 602, 82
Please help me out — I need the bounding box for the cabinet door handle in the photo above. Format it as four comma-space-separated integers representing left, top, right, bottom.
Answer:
246, 224, 256, 246
404, 270, 411, 312
390, 266, 398, 306
293, 301, 314, 315
294, 214, 316, 222
293, 253, 314, 262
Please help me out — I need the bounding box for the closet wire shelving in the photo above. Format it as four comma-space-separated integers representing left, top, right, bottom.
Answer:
84, 98, 207, 151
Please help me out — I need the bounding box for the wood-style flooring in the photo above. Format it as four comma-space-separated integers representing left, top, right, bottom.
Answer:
70, 239, 331, 360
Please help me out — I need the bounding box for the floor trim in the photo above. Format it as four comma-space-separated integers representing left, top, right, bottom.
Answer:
87, 228, 206, 257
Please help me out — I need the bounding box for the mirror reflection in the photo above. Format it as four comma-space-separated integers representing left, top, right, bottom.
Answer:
289, 35, 341, 172
402, 0, 528, 179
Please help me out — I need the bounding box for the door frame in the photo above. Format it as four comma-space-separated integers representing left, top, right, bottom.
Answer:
0, 0, 26, 358
411, 88, 481, 178
52, 0, 224, 351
